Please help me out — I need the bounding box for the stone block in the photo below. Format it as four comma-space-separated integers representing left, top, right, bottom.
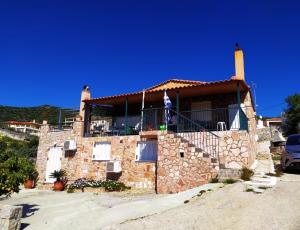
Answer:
0, 204, 23, 230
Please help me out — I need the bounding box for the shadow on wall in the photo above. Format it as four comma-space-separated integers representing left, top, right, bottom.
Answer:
17, 203, 39, 230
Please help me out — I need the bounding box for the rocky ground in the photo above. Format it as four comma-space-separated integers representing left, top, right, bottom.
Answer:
117, 171, 300, 230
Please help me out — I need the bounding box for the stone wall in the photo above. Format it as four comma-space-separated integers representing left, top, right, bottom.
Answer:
216, 131, 255, 169
36, 122, 156, 190
0, 129, 28, 141
156, 132, 218, 193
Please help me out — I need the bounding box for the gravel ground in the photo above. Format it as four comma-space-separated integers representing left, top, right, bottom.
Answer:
117, 172, 300, 230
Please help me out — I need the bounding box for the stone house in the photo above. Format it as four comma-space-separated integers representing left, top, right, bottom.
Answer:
36, 46, 257, 193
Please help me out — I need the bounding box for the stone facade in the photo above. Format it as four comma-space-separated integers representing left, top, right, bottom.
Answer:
36, 96, 258, 193
36, 122, 156, 190
216, 131, 255, 169
156, 132, 219, 193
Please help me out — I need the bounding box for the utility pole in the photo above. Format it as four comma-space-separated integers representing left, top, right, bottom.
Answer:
58, 108, 62, 130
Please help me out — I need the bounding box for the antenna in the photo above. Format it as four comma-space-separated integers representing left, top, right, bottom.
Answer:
251, 81, 258, 111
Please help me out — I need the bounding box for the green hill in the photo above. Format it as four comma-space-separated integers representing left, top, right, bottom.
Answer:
0, 105, 78, 125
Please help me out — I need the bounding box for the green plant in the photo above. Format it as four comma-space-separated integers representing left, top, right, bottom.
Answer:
67, 187, 75, 193
184, 200, 189, 204
67, 178, 131, 193
101, 180, 131, 192
284, 93, 300, 135
0, 135, 38, 197
210, 177, 219, 183
0, 156, 32, 197
241, 167, 254, 181
223, 179, 237, 184
50, 170, 67, 182
245, 188, 254, 192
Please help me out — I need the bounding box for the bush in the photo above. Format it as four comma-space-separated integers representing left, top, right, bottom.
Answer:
241, 167, 254, 181
223, 179, 237, 184
101, 180, 130, 192
0, 155, 34, 197
0, 135, 38, 197
210, 177, 219, 183
67, 178, 130, 192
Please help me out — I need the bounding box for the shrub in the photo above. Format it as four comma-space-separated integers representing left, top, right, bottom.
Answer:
223, 179, 237, 184
0, 156, 33, 197
101, 180, 130, 192
50, 170, 67, 182
210, 177, 219, 183
67, 178, 130, 192
240, 167, 254, 181
0, 135, 39, 197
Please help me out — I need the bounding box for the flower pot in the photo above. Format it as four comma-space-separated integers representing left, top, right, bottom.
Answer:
24, 180, 34, 189
53, 181, 64, 191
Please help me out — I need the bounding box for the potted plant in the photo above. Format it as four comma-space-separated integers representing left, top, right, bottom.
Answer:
50, 170, 67, 191
22, 162, 38, 189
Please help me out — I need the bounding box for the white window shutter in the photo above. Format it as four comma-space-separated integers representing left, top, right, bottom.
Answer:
135, 143, 140, 161
135, 141, 157, 162
93, 142, 111, 160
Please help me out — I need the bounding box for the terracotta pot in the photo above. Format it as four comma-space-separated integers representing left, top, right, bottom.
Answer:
53, 181, 64, 191
24, 180, 34, 189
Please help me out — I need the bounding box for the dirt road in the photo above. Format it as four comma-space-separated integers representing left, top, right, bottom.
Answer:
118, 173, 300, 230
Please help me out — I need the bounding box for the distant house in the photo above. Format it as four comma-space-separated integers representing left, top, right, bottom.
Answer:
6, 120, 41, 136
36, 46, 257, 193
264, 117, 283, 130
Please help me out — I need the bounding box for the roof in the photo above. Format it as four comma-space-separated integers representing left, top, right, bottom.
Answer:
85, 78, 251, 105
265, 117, 282, 122
145, 79, 205, 92
6, 121, 42, 127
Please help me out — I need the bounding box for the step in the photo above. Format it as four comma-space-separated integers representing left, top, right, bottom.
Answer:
244, 176, 277, 188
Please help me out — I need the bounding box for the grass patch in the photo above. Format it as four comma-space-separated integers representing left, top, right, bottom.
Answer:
245, 188, 254, 192
266, 164, 283, 177
240, 167, 254, 181
223, 179, 237, 184
207, 189, 212, 192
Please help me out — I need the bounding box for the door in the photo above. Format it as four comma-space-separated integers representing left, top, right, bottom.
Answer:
45, 147, 63, 183
191, 101, 212, 121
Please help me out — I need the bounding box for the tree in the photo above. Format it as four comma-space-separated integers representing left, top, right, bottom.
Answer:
285, 94, 300, 135
0, 135, 38, 197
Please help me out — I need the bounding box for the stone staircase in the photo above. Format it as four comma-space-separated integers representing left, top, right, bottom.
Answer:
175, 133, 219, 169
244, 152, 277, 193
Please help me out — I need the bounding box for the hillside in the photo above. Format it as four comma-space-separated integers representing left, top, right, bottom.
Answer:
0, 105, 77, 125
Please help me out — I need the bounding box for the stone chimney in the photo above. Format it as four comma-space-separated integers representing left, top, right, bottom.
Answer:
232, 43, 245, 81
79, 85, 91, 120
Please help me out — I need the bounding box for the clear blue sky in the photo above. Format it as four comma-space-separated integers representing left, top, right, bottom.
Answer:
1, 0, 299, 117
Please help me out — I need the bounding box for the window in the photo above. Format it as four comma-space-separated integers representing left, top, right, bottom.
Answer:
93, 142, 111, 160
135, 140, 157, 162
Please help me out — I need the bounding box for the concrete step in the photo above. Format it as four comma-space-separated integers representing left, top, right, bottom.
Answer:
244, 176, 277, 188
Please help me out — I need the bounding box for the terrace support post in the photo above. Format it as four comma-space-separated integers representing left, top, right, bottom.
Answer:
83, 103, 90, 137
176, 91, 180, 133
236, 81, 242, 130
125, 97, 128, 135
